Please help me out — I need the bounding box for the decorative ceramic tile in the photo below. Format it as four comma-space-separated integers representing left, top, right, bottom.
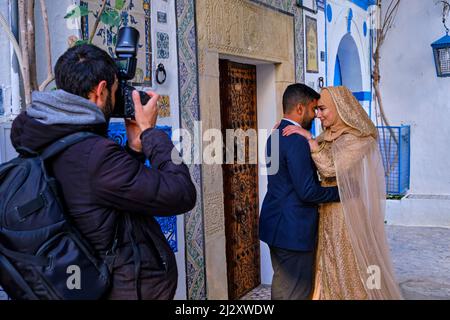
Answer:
80, 0, 153, 86
157, 32, 170, 59
155, 216, 177, 252
176, 0, 207, 300
157, 11, 167, 23
157, 95, 171, 118
107, 121, 177, 252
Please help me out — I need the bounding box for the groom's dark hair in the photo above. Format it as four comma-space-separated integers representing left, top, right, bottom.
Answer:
283, 83, 320, 114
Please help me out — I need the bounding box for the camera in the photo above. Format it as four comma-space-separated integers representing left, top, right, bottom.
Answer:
111, 27, 150, 118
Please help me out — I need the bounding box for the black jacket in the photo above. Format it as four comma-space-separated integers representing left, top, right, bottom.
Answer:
11, 112, 196, 299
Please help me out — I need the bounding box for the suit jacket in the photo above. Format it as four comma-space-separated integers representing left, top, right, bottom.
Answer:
259, 119, 339, 251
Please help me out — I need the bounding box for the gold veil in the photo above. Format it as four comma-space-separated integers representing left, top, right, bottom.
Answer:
323, 86, 403, 299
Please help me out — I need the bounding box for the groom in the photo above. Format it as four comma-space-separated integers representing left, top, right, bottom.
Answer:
259, 83, 340, 300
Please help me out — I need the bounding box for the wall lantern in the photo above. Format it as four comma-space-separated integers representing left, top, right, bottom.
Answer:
432, 1, 450, 77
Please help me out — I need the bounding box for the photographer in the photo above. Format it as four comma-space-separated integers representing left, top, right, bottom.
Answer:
10, 44, 196, 299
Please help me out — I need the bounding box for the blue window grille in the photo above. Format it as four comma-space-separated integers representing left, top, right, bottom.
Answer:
377, 125, 411, 195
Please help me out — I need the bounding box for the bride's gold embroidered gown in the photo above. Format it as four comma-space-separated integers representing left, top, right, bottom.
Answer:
309, 87, 403, 300
312, 135, 368, 299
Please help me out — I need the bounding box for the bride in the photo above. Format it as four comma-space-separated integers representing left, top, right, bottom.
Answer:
282, 86, 403, 299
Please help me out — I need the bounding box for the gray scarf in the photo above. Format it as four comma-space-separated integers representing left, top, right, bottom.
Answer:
27, 90, 106, 125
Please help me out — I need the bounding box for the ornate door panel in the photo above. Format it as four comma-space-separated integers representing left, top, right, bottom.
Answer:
219, 60, 260, 300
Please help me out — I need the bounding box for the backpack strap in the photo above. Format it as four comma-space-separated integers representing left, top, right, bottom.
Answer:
0, 243, 50, 267
40, 132, 98, 161
0, 253, 39, 300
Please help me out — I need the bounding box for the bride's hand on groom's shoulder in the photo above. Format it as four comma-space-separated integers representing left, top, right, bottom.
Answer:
283, 125, 320, 152
282, 125, 311, 139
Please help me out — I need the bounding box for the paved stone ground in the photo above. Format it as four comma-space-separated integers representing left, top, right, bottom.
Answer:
241, 284, 271, 300
1, 226, 449, 300
242, 225, 450, 300
387, 225, 450, 300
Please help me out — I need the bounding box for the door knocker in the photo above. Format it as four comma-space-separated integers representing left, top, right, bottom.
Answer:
318, 77, 324, 89
156, 63, 167, 85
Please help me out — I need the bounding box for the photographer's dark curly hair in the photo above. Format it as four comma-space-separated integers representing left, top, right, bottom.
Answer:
55, 44, 118, 99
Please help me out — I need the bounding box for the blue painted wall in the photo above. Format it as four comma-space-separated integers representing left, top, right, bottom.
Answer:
334, 55, 342, 86
349, 0, 376, 11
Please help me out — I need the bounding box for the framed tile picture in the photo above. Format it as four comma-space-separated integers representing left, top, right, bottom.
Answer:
305, 15, 319, 73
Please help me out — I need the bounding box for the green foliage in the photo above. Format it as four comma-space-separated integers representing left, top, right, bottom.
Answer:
101, 8, 121, 28
64, 2, 124, 44
115, 0, 126, 11
64, 6, 90, 19
74, 39, 89, 46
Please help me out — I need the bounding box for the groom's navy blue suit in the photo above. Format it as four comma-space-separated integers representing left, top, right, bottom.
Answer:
259, 119, 340, 299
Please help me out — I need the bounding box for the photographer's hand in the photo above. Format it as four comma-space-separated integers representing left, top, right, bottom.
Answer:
133, 90, 159, 132
125, 119, 143, 153
126, 90, 160, 152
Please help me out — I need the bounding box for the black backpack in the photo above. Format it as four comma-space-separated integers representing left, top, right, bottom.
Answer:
0, 132, 119, 300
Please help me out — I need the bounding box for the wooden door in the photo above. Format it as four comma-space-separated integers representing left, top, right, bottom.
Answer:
219, 60, 260, 300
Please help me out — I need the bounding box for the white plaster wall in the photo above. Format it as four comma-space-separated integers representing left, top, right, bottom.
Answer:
386, 198, 450, 228
256, 64, 277, 285
150, 0, 185, 300
0, 0, 21, 121
35, 0, 79, 90
304, 9, 326, 92
1, 0, 77, 162
326, 0, 372, 114
0, 122, 16, 163
380, 0, 450, 195
149, 0, 180, 133
304, 8, 326, 135
0, 0, 12, 119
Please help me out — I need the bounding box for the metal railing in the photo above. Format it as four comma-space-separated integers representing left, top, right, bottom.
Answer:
377, 125, 411, 195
